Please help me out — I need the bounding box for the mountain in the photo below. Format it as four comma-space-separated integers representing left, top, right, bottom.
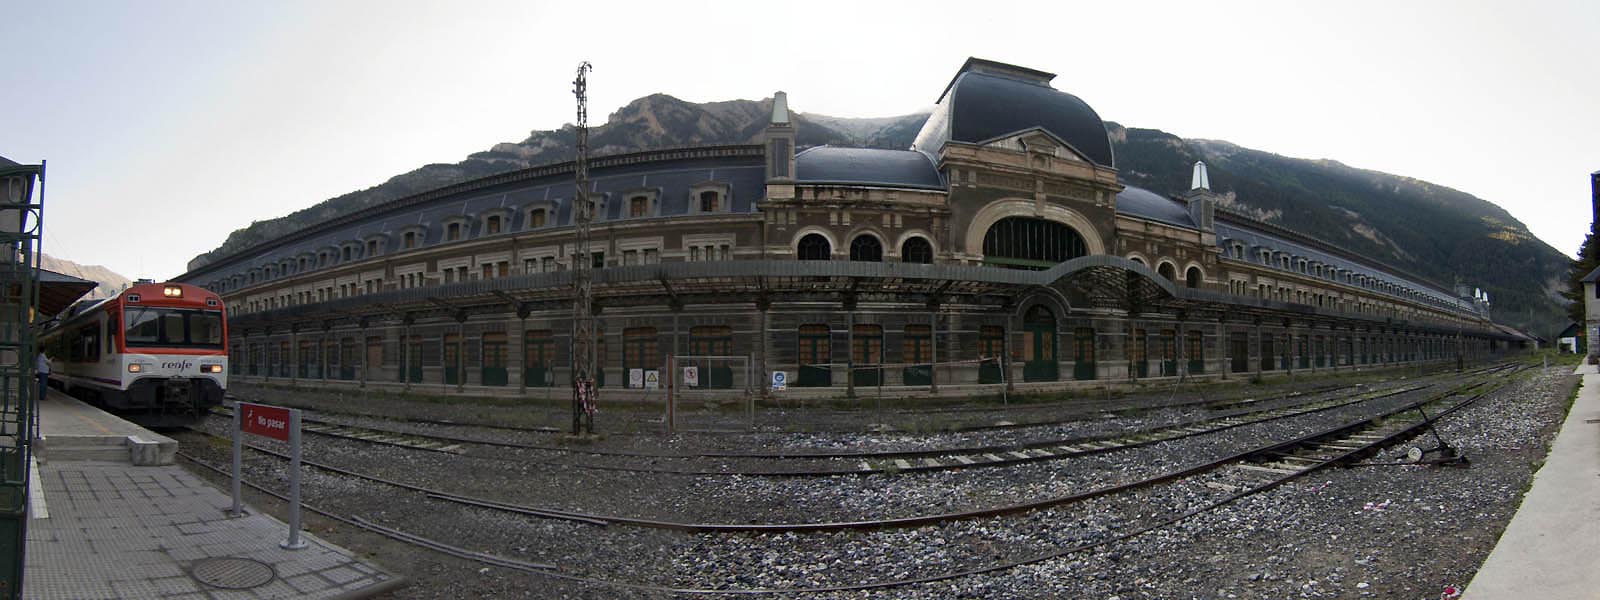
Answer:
1105, 123, 1570, 339
39, 254, 132, 300
186, 96, 1570, 337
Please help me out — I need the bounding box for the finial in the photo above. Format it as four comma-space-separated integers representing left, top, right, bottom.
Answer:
1191, 161, 1210, 191
771, 91, 790, 125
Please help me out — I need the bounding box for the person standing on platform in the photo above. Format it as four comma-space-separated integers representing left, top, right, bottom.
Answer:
36, 351, 49, 402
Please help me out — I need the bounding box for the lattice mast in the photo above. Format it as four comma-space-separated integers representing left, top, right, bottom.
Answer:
570, 62, 596, 434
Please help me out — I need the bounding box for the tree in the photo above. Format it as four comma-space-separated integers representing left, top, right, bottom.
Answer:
1563, 222, 1600, 324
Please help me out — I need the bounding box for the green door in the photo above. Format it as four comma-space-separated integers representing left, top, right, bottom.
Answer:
688, 327, 734, 389
797, 325, 831, 387
443, 335, 461, 385
1160, 330, 1177, 376
1072, 327, 1095, 381
481, 333, 508, 386
407, 341, 423, 383
1297, 336, 1310, 369
524, 331, 552, 387
851, 324, 882, 387
902, 325, 931, 386
1186, 331, 1205, 374
978, 326, 1005, 384
1023, 306, 1058, 382
1129, 329, 1148, 378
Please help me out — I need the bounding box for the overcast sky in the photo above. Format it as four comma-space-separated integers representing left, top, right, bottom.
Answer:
4, 0, 1597, 282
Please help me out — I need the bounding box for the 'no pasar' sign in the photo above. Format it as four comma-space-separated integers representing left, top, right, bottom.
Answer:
240, 402, 291, 441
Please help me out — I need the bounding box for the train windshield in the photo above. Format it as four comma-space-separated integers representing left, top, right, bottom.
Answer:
124, 308, 224, 349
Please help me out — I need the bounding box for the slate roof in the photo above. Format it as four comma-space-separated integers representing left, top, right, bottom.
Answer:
1581, 265, 1600, 283
913, 62, 1114, 168
193, 152, 765, 284
1115, 186, 1194, 228
794, 147, 944, 190
1216, 221, 1466, 309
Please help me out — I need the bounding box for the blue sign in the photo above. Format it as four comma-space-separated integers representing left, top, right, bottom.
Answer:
771, 371, 787, 391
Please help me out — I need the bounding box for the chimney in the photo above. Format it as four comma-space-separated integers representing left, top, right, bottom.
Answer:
763, 91, 796, 184
1183, 161, 1215, 233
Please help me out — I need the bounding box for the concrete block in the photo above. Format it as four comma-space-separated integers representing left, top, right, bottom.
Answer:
126, 435, 176, 466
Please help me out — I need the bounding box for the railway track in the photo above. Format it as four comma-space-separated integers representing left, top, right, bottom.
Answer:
207, 377, 1452, 477
179, 372, 1510, 595
186, 374, 1499, 534
223, 364, 1451, 437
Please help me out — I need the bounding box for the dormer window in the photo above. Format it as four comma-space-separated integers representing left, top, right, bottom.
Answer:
319, 252, 329, 266
403, 231, 417, 249
486, 215, 502, 235
446, 222, 462, 241
629, 196, 649, 218
342, 246, 353, 261
689, 182, 731, 215
367, 240, 379, 256
528, 208, 547, 228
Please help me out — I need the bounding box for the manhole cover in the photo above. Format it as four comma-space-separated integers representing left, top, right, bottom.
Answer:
191, 557, 276, 589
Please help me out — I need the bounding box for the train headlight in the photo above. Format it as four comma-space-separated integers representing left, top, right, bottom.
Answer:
202, 364, 223, 373
163, 286, 183, 297
128, 363, 147, 373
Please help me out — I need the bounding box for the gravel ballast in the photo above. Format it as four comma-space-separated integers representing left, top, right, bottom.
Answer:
175, 362, 1575, 598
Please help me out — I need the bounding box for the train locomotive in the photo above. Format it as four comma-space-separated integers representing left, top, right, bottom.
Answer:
42, 281, 228, 427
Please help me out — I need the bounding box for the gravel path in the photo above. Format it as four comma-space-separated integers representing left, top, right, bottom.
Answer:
177, 361, 1572, 598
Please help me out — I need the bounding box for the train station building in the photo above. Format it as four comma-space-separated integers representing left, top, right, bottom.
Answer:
175, 58, 1524, 398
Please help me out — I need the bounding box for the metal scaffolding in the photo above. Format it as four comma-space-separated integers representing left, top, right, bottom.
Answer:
0, 160, 44, 600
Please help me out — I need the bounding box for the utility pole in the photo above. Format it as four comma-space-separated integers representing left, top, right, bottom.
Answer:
571, 62, 596, 435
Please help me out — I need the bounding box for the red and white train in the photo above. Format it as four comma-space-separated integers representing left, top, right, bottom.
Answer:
42, 281, 228, 427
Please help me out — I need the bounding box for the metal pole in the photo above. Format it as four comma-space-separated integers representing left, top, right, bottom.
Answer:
230, 407, 242, 517
929, 308, 939, 394
665, 354, 674, 435
281, 409, 307, 550
747, 352, 755, 429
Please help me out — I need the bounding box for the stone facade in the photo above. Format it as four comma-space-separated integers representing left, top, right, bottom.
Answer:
180, 59, 1519, 399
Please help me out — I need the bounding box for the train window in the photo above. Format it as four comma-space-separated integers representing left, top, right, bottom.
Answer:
124, 308, 225, 348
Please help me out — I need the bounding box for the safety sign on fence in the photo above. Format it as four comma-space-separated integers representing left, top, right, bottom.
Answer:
771, 371, 787, 391
682, 365, 699, 387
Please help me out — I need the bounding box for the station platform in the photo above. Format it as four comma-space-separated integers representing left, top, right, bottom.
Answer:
24, 391, 404, 599
1464, 363, 1600, 599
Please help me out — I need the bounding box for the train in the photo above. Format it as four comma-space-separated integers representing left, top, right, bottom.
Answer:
41, 281, 228, 427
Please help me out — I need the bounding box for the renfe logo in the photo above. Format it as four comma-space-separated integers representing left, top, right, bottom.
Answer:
239, 402, 291, 441
161, 360, 194, 370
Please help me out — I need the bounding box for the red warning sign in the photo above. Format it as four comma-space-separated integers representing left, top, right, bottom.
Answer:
239, 402, 291, 441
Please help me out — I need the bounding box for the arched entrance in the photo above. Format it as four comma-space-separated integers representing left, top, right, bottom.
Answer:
1022, 305, 1058, 382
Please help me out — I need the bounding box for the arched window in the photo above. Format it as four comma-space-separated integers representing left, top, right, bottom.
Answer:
1185, 266, 1202, 288
900, 237, 933, 264
797, 234, 831, 260
981, 217, 1087, 270
849, 235, 883, 262
1158, 262, 1177, 281
1129, 256, 1145, 266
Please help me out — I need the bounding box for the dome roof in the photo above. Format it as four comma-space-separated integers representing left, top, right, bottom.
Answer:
912, 59, 1114, 168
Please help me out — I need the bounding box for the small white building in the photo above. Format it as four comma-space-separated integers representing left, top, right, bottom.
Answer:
1582, 266, 1600, 359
